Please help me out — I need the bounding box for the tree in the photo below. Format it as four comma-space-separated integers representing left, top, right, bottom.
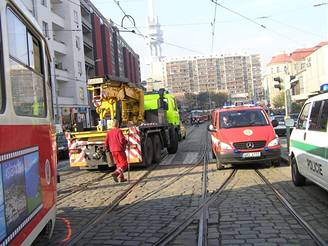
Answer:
178, 91, 229, 110
272, 91, 285, 108
291, 102, 302, 113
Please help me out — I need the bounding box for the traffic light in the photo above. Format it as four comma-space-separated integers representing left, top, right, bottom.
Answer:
274, 77, 283, 90
290, 75, 298, 89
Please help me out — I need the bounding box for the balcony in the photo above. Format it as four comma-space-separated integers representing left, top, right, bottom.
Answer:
55, 68, 69, 81
82, 16, 92, 30
51, 11, 65, 27
85, 56, 94, 66
83, 36, 93, 49
52, 39, 67, 54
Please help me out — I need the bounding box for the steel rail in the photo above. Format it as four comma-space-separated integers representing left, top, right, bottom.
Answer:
66, 140, 209, 245
255, 169, 328, 246
198, 141, 209, 246
154, 169, 237, 246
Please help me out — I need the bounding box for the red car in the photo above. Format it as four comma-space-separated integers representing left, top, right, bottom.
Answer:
208, 106, 281, 169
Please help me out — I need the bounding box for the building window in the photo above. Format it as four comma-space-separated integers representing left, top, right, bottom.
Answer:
42, 21, 49, 38
79, 87, 84, 100
41, 0, 47, 7
73, 10, 78, 23
75, 36, 80, 50
78, 61, 82, 75
7, 8, 46, 117
276, 67, 280, 73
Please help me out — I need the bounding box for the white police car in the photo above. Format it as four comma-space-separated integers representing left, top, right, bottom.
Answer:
290, 84, 328, 190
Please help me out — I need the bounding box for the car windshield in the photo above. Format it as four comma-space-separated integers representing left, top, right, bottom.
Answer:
220, 110, 269, 128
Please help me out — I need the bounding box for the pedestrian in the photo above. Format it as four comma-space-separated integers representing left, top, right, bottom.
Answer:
104, 119, 128, 183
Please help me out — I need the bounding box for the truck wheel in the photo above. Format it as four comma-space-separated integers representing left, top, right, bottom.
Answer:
168, 129, 178, 154
291, 156, 305, 186
143, 137, 153, 166
152, 135, 162, 163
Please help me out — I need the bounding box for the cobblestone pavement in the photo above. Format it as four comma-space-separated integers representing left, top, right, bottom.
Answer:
207, 168, 315, 246
260, 166, 328, 242
35, 124, 328, 246
161, 124, 208, 165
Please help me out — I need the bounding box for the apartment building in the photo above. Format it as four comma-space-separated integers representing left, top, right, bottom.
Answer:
267, 41, 328, 103
80, 0, 140, 82
79, 0, 141, 124
21, 0, 141, 128
21, 0, 90, 128
164, 54, 263, 102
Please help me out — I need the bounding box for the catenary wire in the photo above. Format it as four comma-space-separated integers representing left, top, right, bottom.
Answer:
209, 0, 306, 46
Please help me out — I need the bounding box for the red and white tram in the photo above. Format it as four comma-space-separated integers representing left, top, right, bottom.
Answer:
0, 0, 57, 245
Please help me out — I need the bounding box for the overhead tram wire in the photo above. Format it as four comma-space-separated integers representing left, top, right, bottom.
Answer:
210, 0, 218, 53
112, 0, 144, 37
260, 17, 326, 39
110, 19, 204, 54
209, 0, 305, 46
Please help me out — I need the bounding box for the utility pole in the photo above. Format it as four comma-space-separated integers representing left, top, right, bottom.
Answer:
53, 59, 60, 124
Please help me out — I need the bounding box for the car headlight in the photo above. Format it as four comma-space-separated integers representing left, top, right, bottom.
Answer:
220, 142, 232, 150
268, 138, 280, 147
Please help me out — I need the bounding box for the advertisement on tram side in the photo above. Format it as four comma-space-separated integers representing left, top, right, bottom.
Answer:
0, 148, 42, 242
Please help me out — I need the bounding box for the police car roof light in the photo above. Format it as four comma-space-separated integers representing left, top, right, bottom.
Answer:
320, 83, 328, 92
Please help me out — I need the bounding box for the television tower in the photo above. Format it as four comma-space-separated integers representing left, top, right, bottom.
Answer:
147, 0, 163, 62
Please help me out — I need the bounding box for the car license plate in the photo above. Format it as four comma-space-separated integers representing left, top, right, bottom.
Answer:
242, 152, 261, 158
279, 122, 284, 125
58, 146, 65, 150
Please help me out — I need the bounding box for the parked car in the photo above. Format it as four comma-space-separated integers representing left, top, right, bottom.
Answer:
208, 105, 281, 169
56, 132, 69, 160
272, 115, 286, 136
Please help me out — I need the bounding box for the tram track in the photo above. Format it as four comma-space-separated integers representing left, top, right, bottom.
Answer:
66, 131, 209, 245
255, 169, 328, 246
154, 166, 328, 246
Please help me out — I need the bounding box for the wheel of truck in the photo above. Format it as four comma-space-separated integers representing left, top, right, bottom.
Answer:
167, 128, 178, 154
291, 155, 306, 186
152, 134, 162, 163
143, 137, 153, 166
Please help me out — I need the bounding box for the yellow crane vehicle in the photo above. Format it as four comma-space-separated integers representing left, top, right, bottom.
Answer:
66, 76, 181, 169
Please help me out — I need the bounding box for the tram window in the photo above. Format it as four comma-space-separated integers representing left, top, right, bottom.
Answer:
7, 8, 46, 117
7, 9, 28, 64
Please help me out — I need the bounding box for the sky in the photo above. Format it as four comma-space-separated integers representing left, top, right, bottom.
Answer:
92, 0, 328, 80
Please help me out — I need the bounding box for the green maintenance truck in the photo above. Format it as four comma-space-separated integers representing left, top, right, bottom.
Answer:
66, 77, 181, 169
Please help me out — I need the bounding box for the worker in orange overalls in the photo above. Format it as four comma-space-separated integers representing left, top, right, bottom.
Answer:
104, 119, 128, 183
